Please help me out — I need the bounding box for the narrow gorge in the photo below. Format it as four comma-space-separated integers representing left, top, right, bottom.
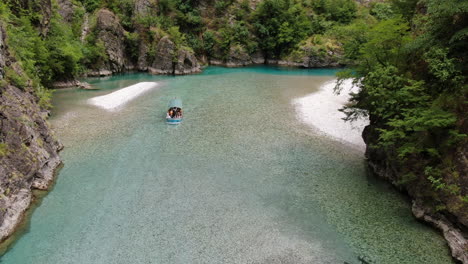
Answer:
0, 0, 466, 263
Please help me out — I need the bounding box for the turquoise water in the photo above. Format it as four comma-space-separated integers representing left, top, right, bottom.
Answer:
1, 67, 452, 263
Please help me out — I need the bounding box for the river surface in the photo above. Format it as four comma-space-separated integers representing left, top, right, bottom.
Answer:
2, 67, 452, 263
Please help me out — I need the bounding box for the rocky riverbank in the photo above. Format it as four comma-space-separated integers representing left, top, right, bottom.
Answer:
0, 25, 63, 243
363, 124, 468, 263
75, 3, 342, 78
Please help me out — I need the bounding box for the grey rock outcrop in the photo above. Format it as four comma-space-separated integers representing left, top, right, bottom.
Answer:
133, 0, 158, 71
210, 46, 265, 67
0, 27, 5, 79
0, 25, 62, 243
278, 46, 342, 68
225, 45, 252, 67
80, 13, 90, 42
137, 41, 150, 71
208, 43, 340, 68
133, 0, 158, 17
86, 69, 113, 77
57, 0, 75, 22
94, 9, 129, 73
38, 0, 52, 37
149, 36, 201, 75
412, 201, 468, 263
52, 80, 92, 89
267, 56, 341, 68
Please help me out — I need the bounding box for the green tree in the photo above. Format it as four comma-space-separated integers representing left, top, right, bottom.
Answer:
312, 0, 357, 24
202, 30, 216, 57
338, 0, 467, 199
253, 0, 311, 58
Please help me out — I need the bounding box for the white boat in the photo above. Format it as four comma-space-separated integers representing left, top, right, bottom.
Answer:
166, 99, 183, 125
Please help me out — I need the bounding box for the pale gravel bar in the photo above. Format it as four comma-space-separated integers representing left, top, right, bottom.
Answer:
88, 82, 159, 111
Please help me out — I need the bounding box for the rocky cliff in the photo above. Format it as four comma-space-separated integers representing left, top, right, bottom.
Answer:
0, 25, 62, 243
87, 9, 131, 76
148, 36, 201, 75
363, 124, 468, 263
80, 1, 342, 77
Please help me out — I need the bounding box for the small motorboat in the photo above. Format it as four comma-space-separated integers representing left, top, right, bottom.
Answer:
166, 98, 183, 124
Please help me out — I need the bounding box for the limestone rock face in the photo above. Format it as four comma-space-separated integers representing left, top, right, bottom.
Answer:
137, 41, 150, 71
0, 25, 62, 242
174, 49, 201, 75
57, 0, 75, 22
225, 45, 252, 67
149, 36, 201, 75
304, 54, 341, 68
0, 27, 5, 79
149, 36, 174, 74
133, 0, 158, 71
210, 45, 265, 67
38, 0, 52, 37
133, 0, 158, 17
95, 9, 128, 73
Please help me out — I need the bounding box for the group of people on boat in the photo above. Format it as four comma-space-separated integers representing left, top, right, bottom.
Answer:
167, 107, 182, 119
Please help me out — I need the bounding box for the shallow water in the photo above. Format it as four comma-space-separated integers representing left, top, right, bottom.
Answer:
1, 66, 452, 263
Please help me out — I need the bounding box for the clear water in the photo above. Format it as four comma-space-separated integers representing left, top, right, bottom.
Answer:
1, 66, 452, 263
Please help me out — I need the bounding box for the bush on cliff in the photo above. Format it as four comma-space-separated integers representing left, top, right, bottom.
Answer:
338, 0, 467, 212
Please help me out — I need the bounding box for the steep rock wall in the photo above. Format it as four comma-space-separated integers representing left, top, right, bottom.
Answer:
0, 25, 62, 242
92, 9, 130, 75
148, 36, 201, 75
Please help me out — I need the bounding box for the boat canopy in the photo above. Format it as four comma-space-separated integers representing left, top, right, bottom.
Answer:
168, 99, 182, 108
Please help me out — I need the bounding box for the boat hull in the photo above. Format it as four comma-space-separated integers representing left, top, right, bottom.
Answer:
166, 118, 182, 124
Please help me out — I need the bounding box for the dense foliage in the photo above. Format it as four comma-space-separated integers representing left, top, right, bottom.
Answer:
0, 0, 365, 89
339, 0, 467, 209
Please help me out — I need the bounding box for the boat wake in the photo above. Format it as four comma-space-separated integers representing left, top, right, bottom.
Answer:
88, 82, 158, 111
293, 79, 369, 152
